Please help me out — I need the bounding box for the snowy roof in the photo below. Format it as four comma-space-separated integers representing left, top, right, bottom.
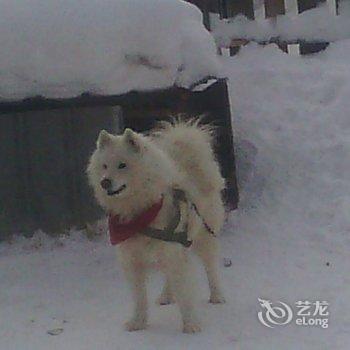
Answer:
0, 0, 221, 101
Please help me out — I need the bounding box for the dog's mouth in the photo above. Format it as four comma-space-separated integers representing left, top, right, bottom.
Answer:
107, 184, 127, 196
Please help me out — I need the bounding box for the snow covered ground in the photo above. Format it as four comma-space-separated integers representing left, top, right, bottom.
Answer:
1, 41, 350, 349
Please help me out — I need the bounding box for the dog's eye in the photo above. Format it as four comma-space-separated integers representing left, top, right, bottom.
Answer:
102, 164, 107, 169
118, 162, 127, 169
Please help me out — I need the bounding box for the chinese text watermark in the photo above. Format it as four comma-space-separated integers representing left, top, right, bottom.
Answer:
258, 298, 329, 329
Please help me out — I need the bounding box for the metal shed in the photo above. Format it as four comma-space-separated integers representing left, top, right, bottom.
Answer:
0, 78, 238, 238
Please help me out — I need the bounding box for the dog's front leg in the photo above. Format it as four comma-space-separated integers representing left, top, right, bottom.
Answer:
122, 261, 148, 331
163, 246, 201, 333
157, 277, 175, 305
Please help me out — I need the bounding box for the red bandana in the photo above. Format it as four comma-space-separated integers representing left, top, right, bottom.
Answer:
108, 197, 164, 245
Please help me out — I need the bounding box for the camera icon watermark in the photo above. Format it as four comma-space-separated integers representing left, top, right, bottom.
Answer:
258, 298, 329, 329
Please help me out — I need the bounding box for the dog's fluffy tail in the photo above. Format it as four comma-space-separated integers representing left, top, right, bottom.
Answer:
153, 118, 225, 197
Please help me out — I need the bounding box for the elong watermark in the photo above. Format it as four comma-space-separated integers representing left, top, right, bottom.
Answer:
258, 298, 329, 329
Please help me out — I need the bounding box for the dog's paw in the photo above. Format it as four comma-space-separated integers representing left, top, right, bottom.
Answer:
124, 319, 147, 332
156, 294, 176, 305
209, 294, 226, 304
183, 322, 201, 334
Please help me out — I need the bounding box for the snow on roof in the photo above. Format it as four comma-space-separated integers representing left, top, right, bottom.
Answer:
0, 0, 221, 101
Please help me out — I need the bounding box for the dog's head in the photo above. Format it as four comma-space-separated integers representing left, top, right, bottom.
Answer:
87, 128, 174, 213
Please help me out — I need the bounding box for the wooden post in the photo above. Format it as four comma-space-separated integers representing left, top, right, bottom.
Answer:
263, 0, 287, 52
197, 80, 239, 209
297, 0, 326, 13
185, 0, 219, 30
222, 0, 255, 19
284, 0, 299, 14
297, 0, 329, 55
264, 0, 286, 17
327, 0, 339, 15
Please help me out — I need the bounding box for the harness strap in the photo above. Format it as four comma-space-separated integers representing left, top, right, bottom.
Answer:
142, 188, 192, 247
191, 202, 217, 237
173, 188, 217, 237
142, 227, 192, 247
142, 188, 216, 247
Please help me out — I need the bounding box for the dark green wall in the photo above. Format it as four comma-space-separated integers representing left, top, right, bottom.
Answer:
0, 107, 116, 238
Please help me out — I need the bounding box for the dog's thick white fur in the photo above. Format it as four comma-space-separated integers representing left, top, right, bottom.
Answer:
87, 120, 225, 333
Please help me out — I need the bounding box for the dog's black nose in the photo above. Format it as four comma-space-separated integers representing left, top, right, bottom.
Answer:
100, 178, 112, 190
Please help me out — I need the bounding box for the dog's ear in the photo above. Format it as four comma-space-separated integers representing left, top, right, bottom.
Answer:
97, 130, 112, 149
123, 128, 140, 152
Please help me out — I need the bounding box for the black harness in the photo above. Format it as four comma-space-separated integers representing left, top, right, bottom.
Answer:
142, 188, 216, 247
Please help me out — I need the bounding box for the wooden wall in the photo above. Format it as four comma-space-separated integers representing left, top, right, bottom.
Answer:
0, 80, 239, 238
0, 107, 116, 238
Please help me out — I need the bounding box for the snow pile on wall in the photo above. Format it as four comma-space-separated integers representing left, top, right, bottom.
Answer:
213, 1, 350, 46
0, 0, 220, 100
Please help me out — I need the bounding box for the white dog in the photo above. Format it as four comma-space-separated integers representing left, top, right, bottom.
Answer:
87, 119, 225, 333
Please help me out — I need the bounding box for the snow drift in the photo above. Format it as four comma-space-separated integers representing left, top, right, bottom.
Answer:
0, 0, 221, 100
